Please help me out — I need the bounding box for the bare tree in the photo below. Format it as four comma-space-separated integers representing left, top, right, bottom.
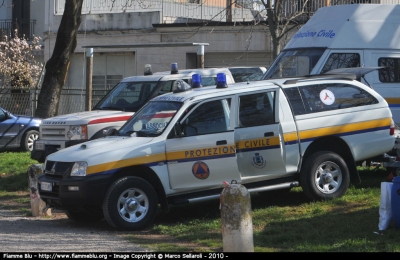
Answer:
261, 0, 311, 59
35, 0, 84, 118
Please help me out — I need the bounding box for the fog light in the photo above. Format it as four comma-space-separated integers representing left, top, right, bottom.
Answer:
68, 186, 79, 191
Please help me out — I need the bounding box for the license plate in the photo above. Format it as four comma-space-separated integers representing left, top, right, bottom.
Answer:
40, 182, 52, 192
35, 141, 45, 151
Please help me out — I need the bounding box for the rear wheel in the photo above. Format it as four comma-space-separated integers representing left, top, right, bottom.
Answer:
300, 151, 350, 200
103, 176, 158, 231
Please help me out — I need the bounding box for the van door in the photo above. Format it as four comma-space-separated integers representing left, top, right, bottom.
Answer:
166, 97, 240, 190
235, 90, 288, 180
314, 50, 363, 75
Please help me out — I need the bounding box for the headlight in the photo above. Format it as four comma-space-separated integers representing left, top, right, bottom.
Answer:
71, 162, 88, 176
67, 125, 88, 140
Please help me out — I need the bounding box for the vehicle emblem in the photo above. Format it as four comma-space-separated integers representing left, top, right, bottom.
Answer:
59, 131, 63, 134
192, 161, 210, 180
252, 153, 266, 169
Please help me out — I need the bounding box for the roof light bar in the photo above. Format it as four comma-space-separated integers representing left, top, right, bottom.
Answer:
216, 73, 228, 88
144, 64, 153, 75
173, 79, 192, 93
171, 63, 179, 74
191, 74, 203, 88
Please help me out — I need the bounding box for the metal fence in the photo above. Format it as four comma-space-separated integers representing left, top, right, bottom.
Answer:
0, 19, 37, 40
0, 88, 103, 117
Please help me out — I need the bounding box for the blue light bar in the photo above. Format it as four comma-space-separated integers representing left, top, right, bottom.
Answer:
191, 74, 203, 88
171, 63, 179, 74
216, 73, 228, 88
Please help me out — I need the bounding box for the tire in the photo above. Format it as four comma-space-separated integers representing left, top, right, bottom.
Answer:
65, 209, 104, 223
300, 151, 350, 200
102, 176, 158, 231
22, 130, 39, 152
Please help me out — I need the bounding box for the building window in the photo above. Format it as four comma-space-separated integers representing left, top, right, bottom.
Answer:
378, 58, 400, 83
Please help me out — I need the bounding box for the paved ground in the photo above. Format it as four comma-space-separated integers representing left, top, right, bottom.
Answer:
0, 205, 150, 252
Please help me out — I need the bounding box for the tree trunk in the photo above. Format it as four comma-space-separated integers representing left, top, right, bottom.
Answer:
35, 0, 84, 119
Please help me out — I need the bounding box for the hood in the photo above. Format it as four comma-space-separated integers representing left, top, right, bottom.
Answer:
46, 136, 153, 162
14, 115, 42, 125
42, 110, 134, 125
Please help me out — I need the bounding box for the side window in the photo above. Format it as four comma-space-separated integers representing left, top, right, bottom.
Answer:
160, 81, 174, 94
0, 109, 5, 121
299, 83, 378, 113
161, 80, 190, 94
184, 99, 231, 136
378, 58, 400, 82
320, 53, 360, 74
283, 87, 306, 115
238, 92, 275, 127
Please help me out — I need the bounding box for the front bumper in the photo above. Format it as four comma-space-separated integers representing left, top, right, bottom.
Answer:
38, 173, 112, 210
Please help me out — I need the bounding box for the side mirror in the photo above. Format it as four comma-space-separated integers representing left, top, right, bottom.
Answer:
103, 128, 118, 136
173, 123, 183, 137
5, 112, 12, 119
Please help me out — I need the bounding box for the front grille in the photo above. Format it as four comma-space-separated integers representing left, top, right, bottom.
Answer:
40, 125, 68, 140
44, 160, 74, 178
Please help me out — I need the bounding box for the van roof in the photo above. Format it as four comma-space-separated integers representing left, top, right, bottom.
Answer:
285, 4, 400, 50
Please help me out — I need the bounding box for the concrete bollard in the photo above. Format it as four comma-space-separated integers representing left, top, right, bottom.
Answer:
220, 180, 254, 252
28, 164, 51, 217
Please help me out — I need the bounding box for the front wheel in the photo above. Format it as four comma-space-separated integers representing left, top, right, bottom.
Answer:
300, 151, 350, 200
22, 130, 39, 152
103, 176, 158, 231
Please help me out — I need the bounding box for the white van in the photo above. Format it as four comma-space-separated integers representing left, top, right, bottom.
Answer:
263, 4, 400, 125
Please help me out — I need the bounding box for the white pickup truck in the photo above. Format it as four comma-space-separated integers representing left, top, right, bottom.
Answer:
31, 66, 235, 163
37, 72, 395, 231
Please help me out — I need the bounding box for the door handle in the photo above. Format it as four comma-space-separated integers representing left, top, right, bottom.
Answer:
264, 132, 274, 137
216, 140, 227, 145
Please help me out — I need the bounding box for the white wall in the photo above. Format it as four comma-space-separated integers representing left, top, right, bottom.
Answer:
0, 0, 12, 19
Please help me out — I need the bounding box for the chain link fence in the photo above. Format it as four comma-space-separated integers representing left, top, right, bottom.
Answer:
0, 88, 103, 117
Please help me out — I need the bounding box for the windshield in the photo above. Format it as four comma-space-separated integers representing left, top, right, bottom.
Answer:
93, 81, 159, 112
263, 48, 325, 79
118, 101, 182, 137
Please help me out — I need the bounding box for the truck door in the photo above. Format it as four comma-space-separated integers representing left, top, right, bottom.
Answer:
235, 90, 288, 179
166, 97, 241, 190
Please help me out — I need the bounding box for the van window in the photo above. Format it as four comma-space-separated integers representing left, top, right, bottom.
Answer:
285, 83, 378, 115
321, 53, 360, 74
378, 58, 400, 82
263, 48, 325, 79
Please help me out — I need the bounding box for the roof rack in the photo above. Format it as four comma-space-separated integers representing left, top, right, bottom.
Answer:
283, 73, 356, 85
